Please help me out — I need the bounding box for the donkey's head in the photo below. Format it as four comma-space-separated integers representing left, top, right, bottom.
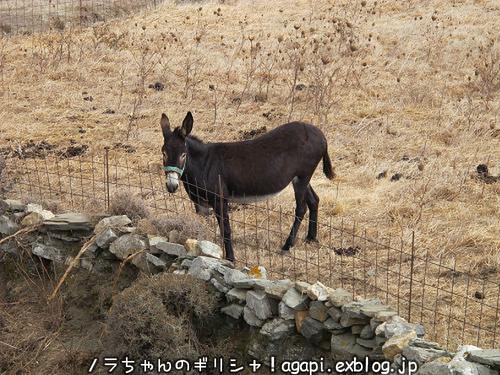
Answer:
160, 112, 193, 193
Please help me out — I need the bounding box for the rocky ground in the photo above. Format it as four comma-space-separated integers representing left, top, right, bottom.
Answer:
1, 198, 499, 375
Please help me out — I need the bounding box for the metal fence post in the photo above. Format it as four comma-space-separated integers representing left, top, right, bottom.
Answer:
104, 146, 110, 210
408, 231, 415, 322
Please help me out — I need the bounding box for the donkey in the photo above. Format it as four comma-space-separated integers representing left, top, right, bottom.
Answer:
160, 112, 335, 261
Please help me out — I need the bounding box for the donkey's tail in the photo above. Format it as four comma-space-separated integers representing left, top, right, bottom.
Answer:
323, 146, 335, 180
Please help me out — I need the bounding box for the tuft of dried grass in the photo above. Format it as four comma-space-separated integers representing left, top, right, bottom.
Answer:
108, 191, 150, 222
148, 213, 209, 241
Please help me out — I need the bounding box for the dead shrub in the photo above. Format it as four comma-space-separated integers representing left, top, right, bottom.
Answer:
149, 213, 209, 241
109, 191, 150, 222
103, 273, 220, 361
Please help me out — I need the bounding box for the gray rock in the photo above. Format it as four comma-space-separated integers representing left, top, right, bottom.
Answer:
306, 281, 332, 301
328, 288, 353, 307
226, 288, 247, 304
197, 240, 223, 259
359, 299, 393, 318
211, 278, 229, 293
278, 301, 295, 320
44, 212, 92, 231
264, 279, 294, 299
324, 318, 344, 331
233, 277, 271, 289
243, 306, 264, 327
32, 243, 64, 263
467, 349, 500, 370
282, 287, 309, 310
260, 318, 296, 341
145, 253, 167, 269
356, 337, 378, 349
342, 301, 371, 320
3, 199, 26, 212
340, 314, 369, 327
149, 236, 186, 257
309, 301, 329, 322
295, 281, 311, 294
96, 228, 118, 248
0, 215, 18, 235
300, 317, 327, 345
351, 325, 364, 335
360, 324, 375, 339
417, 360, 453, 375
187, 256, 221, 281
180, 259, 193, 269
246, 290, 278, 320
381, 316, 425, 338
109, 234, 148, 260
331, 333, 357, 360
222, 267, 248, 286
402, 345, 450, 366
26, 203, 54, 220
327, 306, 342, 322
411, 338, 444, 350
20, 212, 44, 226
221, 304, 244, 319
94, 215, 131, 234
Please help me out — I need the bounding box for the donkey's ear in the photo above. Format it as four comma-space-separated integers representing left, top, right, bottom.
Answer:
160, 113, 171, 137
180, 111, 193, 137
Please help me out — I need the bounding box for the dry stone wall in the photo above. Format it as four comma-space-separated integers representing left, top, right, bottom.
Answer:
1, 198, 499, 375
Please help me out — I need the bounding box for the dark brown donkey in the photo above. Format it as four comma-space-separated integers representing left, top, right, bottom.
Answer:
160, 112, 335, 261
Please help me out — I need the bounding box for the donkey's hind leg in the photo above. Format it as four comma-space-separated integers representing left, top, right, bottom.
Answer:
282, 177, 310, 251
305, 185, 320, 243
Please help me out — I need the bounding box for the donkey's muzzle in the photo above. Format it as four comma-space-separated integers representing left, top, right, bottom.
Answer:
166, 172, 180, 193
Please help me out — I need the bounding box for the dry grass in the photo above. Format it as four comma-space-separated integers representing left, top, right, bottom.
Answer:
0, 0, 498, 349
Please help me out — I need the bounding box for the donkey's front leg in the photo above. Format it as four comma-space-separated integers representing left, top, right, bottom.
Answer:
214, 198, 234, 261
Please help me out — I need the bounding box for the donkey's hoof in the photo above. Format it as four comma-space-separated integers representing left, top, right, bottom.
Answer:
305, 236, 319, 244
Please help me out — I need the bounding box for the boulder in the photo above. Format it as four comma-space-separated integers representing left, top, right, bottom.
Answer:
327, 306, 342, 322
360, 324, 375, 339
402, 345, 450, 366
306, 281, 332, 301
260, 318, 296, 341
356, 338, 378, 349
300, 317, 327, 345
32, 243, 64, 263
278, 301, 295, 320
94, 215, 132, 234
417, 358, 453, 375
351, 325, 364, 335
20, 212, 44, 227
328, 288, 353, 307
44, 212, 92, 231
26, 203, 54, 220
467, 349, 500, 370
309, 301, 329, 322
323, 318, 344, 332
246, 290, 278, 320
95, 228, 118, 248
145, 253, 167, 269
282, 287, 309, 310
222, 267, 248, 286
187, 256, 221, 281
185, 239, 223, 259
149, 236, 186, 257
331, 333, 357, 360
382, 331, 417, 360
226, 288, 248, 304
243, 306, 264, 327
263, 279, 294, 299
295, 281, 311, 294
0, 215, 19, 235
221, 304, 244, 319
3, 199, 26, 212
380, 316, 425, 338
108, 234, 148, 260
211, 277, 230, 293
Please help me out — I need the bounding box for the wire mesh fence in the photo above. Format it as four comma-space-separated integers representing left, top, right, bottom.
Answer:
0, 0, 165, 34
2, 152, 499, 351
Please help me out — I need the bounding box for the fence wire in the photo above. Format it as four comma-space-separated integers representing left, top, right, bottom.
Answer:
2, 153, 499, 351
0, 0, 165, 34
